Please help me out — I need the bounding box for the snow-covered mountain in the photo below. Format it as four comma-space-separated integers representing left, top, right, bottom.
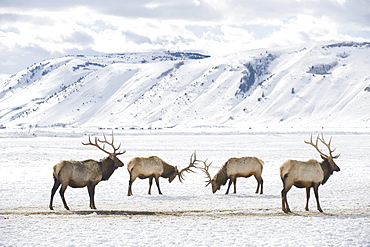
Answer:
0, 42, 369, 130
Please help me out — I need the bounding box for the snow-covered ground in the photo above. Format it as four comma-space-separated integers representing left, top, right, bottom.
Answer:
0, 129, 369, 246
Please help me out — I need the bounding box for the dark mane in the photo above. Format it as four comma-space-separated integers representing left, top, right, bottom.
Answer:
101, 157, 117, 181
320, 159, 334, 185
214, 162, 228, 185
161, 160, 176, 178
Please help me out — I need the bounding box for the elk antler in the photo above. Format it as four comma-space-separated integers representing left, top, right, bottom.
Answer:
198, 158, 213, 187
178, 152, 199, 183
82, 131, 126, 156
304, 135, 327, 158
304, 134, 339, 159
318, 134, 340, 159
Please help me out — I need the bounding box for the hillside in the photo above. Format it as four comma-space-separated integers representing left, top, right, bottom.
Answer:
0, 42, 369, 130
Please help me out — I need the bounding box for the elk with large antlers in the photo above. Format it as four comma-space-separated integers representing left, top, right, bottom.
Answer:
126, 152, 198, 196
49, 132, 126, 210
280, 134, 340, 213
199, 157, 264, 194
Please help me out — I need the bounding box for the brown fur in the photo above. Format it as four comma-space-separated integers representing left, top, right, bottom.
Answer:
280, 156, 340, 213
127, 156, 179, 196
213, 165, 228, 187
49, 154, 124, 210
211, 157, 264, 194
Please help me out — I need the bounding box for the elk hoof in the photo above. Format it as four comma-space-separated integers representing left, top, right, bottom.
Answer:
282, 208, 291, 214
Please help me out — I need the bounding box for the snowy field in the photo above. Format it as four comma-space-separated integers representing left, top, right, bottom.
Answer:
0, 129, 369, 246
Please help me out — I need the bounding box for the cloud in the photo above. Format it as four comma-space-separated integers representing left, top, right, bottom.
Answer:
266, 15, 343, 46
0, 0, 369, 74
0, 12, 56, 28
123, 31, 152, 44
3, 0, 367, 27
0, 44, 52, 72
63, 31, 94, 46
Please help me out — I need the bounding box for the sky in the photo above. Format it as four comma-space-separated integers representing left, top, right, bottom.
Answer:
0, 0, 369, 75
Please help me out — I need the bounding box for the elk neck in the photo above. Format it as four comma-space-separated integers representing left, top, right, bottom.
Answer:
162, 162, 176, 178
100, 157, 118, 181
320, 159, 334, 185
214, 164, 228, 186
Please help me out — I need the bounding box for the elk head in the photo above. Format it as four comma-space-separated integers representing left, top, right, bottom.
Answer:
304, 134, 340, 172
198, 158, 220, 193
168, 166, 179, 183
178, 152, 199, 183
82, 131, 126, 168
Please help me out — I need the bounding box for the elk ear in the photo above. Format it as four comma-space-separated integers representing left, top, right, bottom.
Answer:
320, 155, 327, 160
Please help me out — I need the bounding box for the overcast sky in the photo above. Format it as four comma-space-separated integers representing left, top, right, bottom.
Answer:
1, 0, 369, 74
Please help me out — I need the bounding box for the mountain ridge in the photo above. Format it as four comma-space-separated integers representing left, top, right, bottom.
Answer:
0, 42, 369, 130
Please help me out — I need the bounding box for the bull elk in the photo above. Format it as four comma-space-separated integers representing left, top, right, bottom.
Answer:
199, 157, 264, 194
127, 152, 199, 196
49, 133, 126, 210
280, 134, 340, 213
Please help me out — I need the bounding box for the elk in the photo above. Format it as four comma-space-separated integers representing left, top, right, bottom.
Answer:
199, 157, 264, 194
127, 152, 198, 196
49, 133, 126, 210
280, 134, 340, 213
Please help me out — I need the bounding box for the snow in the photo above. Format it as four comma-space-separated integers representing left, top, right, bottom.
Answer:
0, 129, 369, 246
1, 42, 369, 130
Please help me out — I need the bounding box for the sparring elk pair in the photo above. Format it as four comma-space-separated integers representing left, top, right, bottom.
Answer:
127, 154, 265, 196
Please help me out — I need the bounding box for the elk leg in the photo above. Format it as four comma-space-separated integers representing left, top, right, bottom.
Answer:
225, 179, 232, 194
127, 183, 132, 196
313, 184, 323, 212
281, 178, 292, 213
155, 176, 162, 195
305, 187, 311, 211
281, 189, 286, 212
281, 189, 291, 213
233, 178, 237, 194
254, 175, 263, 194
59, 183, 70, 210
260, 178, 264, 194
49, 178, 61, 210
87, 184, 96, 209
128, 173, 135, 196
148, 176, 153, 195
